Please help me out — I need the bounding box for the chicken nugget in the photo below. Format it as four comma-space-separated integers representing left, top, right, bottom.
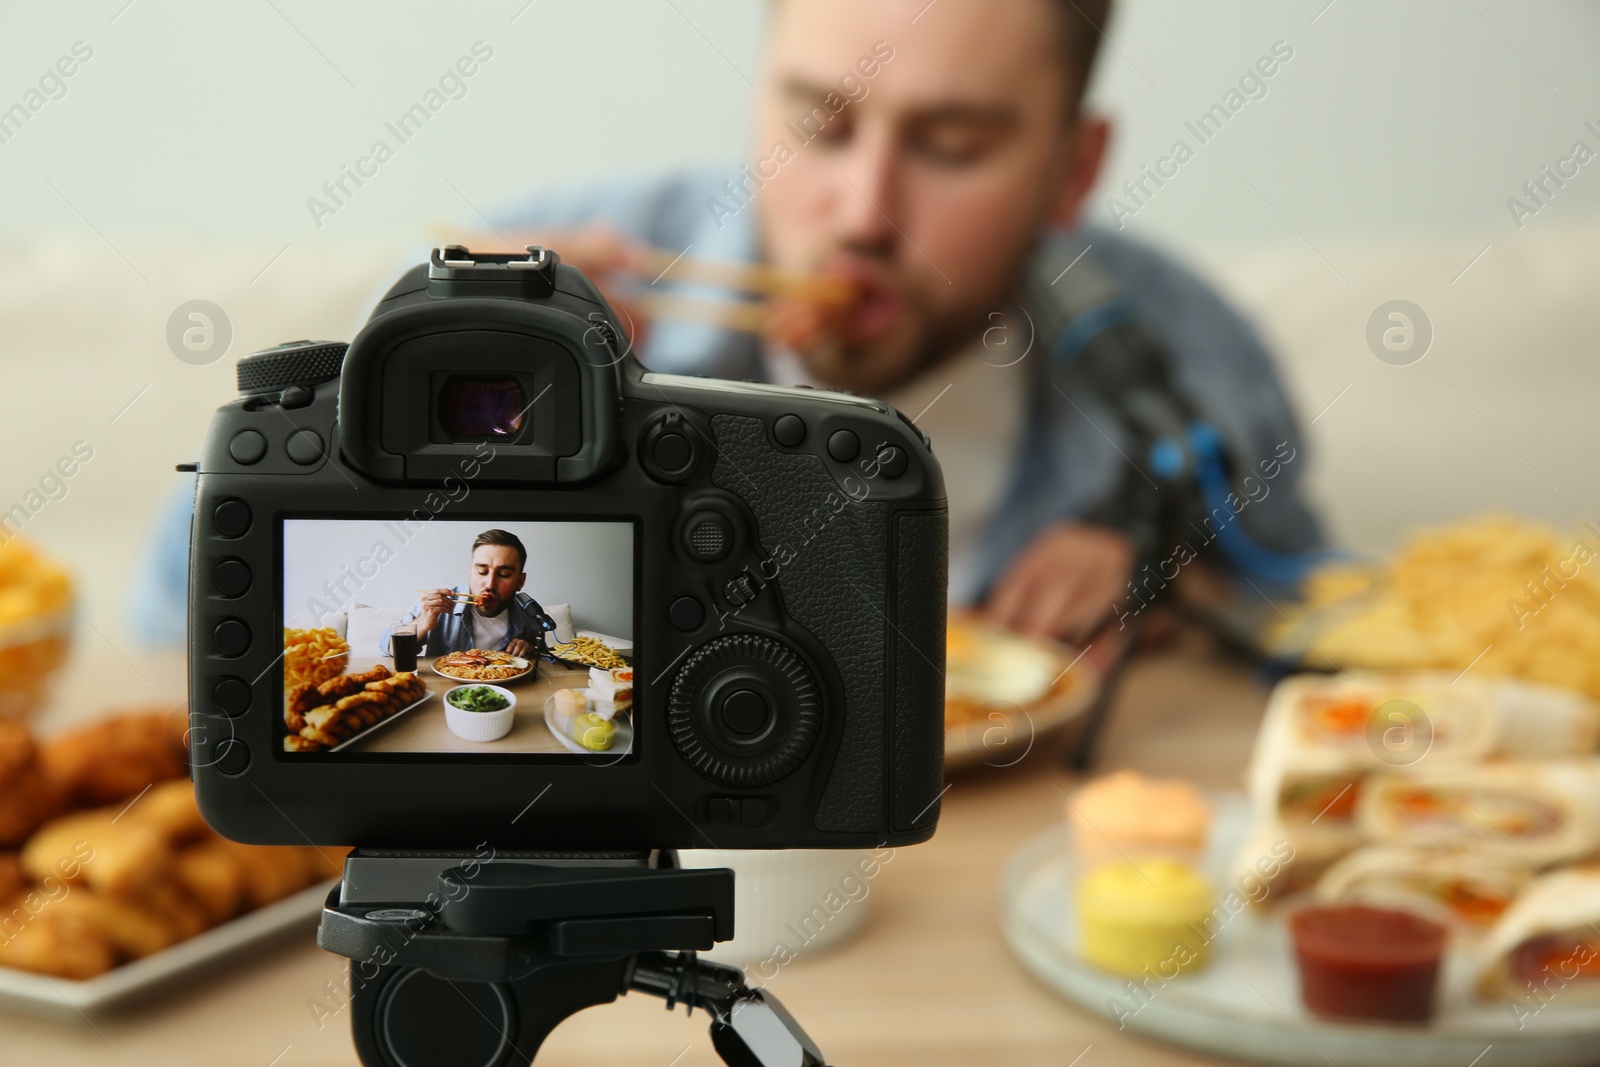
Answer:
131, 879, 210, 939
123, 780, 209, 846
283, 735, 326, 753
220, 842, 313, 908
0, 852, 22, 900
171, 841, 247, 924
52, 889, 179, 960
0, 720, 65, 846
300, 728, 341, 749
41, 710, 188, 806
23, 808, 169, 897
0, 901, 116, 979
350, 664, 393, 686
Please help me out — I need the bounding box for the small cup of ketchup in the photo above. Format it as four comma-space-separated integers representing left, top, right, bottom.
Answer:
1289, 904, 1446, 1023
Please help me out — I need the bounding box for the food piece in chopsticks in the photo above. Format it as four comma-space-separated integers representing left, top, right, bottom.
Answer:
0, 719, 65, 846
433, 648, 528, 680
763, 273, 866, 350
1290, 904, 1446, 1023
1076, 858, 1216, 979
1477, 864, 1600, 1001
283, 626, 349, 691
1315, 843, 1534, 937
40, 709, 188, 807
1356, 761, 1600, 867
549, 689, 614, 751
1066, 771, 1209, 869
549, 636, 626, 671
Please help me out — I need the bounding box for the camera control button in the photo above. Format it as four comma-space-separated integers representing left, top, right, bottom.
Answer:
228, 430, 268, 465
720, 688, 772, 739
285, 429, 325, 465
213, 500, 252, 537
653, 432, 692, 473
877, 445, 909, 478
773, 414, 806, 447
827, 429, 860, 463
213, 559, 251, 597
213, 618, 251, 657
669, 594, 705, 632
683, 510, 733, 563
213, 677, 251, 716
213, 738, 250, 776
668, 634, 821, 788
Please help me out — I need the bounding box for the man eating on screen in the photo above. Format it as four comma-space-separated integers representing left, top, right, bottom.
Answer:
381, 529, 557, 659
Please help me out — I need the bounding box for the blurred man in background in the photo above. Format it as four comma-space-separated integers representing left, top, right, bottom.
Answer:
137, 0, 1320, 662
494, 0, 1320, 660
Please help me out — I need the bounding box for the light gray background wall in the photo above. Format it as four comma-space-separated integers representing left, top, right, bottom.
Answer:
282, 518, 634, 638
1, 1, 1596, 250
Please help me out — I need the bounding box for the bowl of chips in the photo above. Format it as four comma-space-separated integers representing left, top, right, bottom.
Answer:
0, 538, 74, 721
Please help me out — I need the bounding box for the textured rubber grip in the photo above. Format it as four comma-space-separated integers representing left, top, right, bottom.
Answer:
236, 342, 348, 394
709, 413, 888, 833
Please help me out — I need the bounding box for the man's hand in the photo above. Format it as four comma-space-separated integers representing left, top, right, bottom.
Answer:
415, 587, 456, 642
985, 522, 1136, 647
505, 637, 535, 659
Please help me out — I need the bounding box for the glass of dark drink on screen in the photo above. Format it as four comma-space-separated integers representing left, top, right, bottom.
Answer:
391, 625, 418, 672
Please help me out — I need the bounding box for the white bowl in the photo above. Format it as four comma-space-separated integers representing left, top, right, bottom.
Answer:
442, 684, 517, 742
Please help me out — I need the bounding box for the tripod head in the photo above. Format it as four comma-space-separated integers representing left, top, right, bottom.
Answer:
318, 849, 830, 1067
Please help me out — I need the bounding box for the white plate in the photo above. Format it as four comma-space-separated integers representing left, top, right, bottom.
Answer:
542, 693, 634, 756
999, 794, 1600, 1067
0, 880, 334, 1020
428, 653, 534, 684
325, 690, 435, 752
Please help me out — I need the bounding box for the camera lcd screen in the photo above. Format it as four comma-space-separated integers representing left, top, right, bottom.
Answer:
280, 518, 635, 758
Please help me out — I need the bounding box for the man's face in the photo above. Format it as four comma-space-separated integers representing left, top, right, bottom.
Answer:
756, 0, 1104, 394
469, 544, 526, 616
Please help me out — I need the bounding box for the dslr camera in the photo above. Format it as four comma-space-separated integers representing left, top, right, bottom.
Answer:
186, 246, 948, 852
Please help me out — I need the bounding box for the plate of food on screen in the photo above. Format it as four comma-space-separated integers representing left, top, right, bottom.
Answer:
429, 648, 535, 683
547, 635, 629, 671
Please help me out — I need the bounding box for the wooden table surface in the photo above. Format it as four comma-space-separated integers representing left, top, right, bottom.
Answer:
342, 656, 618, 755
6, 632, 1269, 1067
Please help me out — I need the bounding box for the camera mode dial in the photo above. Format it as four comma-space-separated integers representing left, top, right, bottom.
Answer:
236, 341, 348, 395
668, 633, 821, 788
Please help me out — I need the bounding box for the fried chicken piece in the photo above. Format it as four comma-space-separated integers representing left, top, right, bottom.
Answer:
299, 728, 341, 749
0, 900, 116, 979
131, 879, 210, 939
51, 889, 180, 960
219, 842, 314, 909
0, 719, 65, 846
171, 841, 247, 924
0, 852, 23, 900
313, 665, 394, 704
22, 808, 169, 897
123, 780, 209, 846
283, 735, 326, 753
41, 710, 188, 807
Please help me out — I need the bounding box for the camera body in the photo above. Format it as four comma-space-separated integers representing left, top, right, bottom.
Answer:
187, 247, 947, 850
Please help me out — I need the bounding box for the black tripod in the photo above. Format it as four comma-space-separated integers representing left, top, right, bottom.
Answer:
318, 849, 830, 1067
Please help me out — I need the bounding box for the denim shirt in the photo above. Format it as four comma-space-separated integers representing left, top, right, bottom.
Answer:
379, 589, 552, 658
128, 166, 1321, 643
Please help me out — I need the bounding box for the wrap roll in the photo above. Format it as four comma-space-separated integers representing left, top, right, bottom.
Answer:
1355, 761, 1600, 868
1315, 843, 1534, 936
1477, 864, 1600, 1000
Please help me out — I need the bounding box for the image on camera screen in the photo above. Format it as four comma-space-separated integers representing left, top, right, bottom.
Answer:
279, 518, 635, 757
